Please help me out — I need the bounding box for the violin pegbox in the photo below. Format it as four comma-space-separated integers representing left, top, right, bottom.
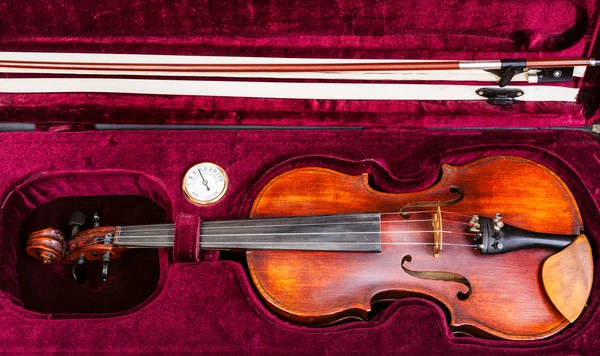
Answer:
65, 224, 124, 283
26, 211, 125, 283
64, 225, 123, 262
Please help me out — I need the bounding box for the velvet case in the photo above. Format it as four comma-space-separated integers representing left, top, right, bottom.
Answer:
0, 0, 599, 354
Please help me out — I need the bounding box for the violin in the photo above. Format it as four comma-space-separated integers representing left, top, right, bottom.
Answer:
25, 156, 593, 340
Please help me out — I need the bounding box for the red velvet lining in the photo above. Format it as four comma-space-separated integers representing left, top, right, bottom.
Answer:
0, 0, 597, 128
0, 0, 599, 353
0, 94, 593, 129
173, 213, 203, 262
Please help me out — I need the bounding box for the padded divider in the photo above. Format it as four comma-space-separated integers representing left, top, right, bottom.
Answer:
173, 212, 206, 262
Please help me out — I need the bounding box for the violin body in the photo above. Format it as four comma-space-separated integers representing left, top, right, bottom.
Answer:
247, 156, 590, 339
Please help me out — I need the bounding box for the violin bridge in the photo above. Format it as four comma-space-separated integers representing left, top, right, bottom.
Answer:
432, 206, 443, 257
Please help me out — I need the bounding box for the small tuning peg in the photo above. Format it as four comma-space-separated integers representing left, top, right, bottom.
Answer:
101, 251, 111, 282
72, 254, 88, 284
92, 210, 102, 228
68, 211, 87, 238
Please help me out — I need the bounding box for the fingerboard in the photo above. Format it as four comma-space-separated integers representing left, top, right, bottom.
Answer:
114, 213, 382, 252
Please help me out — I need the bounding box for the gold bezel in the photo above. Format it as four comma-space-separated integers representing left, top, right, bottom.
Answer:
182, 162, 229, 206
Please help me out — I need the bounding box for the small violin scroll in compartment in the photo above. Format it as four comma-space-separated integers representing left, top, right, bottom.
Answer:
26, 226, 126, 264
25, 213, 129, 283
18, 194, 167, 314
26, 228, 66, 264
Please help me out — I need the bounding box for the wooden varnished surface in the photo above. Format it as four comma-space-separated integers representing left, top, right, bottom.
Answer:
542, 234, 593, 323
246, 156, 584, 339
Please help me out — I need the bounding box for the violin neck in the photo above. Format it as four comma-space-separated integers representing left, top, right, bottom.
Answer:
114, 213, 382, 252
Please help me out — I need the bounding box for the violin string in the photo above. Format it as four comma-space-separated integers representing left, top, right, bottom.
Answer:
203, 214, 378, 224
114, 230, 477, 239
110, 241, 479, 247
87, 232, 480, 248
199, 219, 471, 230
75, 235, 481, 251
199, 210, 472, 225
77, 209, 481, 249
380, 210, 474, 218
119, 218, 471, 233
118, 209, 474, 228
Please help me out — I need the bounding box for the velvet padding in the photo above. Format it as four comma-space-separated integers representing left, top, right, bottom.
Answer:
0, 128, 599, 354
0, 0, 598, 128
0, 0, 599, 353
173, 213, 204, 262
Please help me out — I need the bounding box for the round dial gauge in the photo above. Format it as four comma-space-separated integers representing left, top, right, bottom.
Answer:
182, 162, 229, 205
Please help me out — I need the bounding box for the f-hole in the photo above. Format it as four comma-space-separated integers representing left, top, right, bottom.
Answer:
401, 255, 472, 301
399, 186, 464, 219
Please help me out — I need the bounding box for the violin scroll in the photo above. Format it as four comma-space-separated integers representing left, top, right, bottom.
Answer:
26, 211, 126, 284
26, 218, 123, 264
26, 212, 125, 284
26, 228, 66, 264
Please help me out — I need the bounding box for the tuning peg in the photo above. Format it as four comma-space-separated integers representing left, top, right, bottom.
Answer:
101, 251, 111, 282
92, 210, 102, 228
68, 211, 87, 238
72, 254, 88, 284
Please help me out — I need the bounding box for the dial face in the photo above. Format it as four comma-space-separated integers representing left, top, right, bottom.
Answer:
182, 162, 229, 205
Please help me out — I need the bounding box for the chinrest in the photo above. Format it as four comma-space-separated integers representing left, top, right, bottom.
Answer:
542, 234, 593, 322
